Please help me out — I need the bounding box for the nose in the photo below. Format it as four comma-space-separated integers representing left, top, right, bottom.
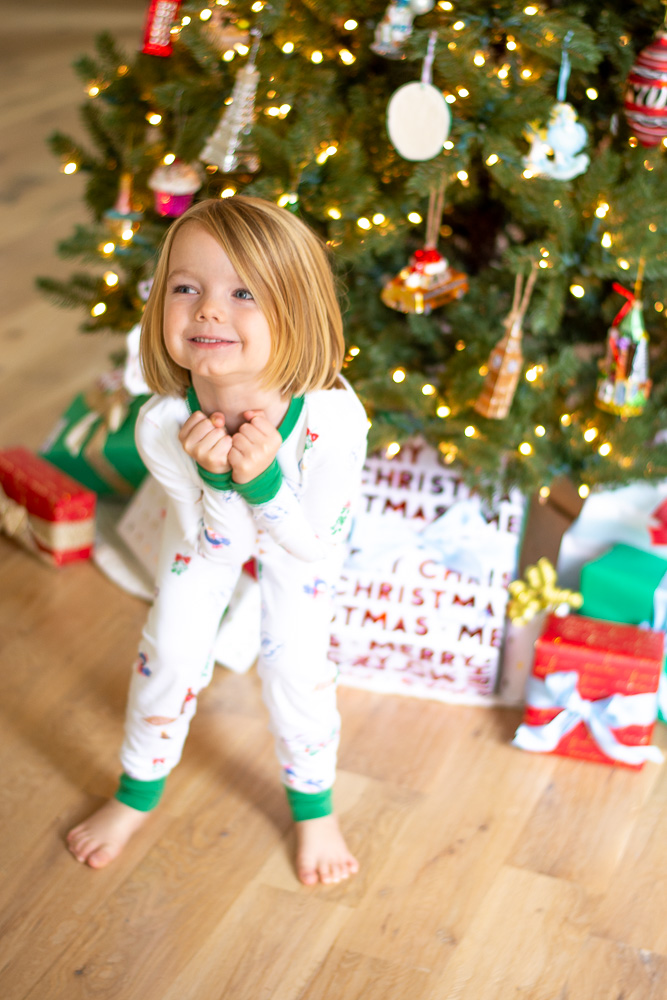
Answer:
196, 293, 227, 322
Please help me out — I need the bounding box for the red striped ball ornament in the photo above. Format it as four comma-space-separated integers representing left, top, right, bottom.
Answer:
624, 29, 667, 146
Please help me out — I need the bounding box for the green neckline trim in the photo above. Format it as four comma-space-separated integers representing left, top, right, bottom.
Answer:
186, 386, 304, 443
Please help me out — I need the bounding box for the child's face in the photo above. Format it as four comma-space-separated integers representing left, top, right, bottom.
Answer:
163, 222, 273, 390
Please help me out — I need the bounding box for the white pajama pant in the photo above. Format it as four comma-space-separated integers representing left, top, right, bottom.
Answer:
120, 503, 341, 797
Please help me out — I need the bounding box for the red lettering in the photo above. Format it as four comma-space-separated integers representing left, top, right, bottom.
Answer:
383, 498, 407, 515
420, 559, 437, 579
453, 594, 475, 608
378, 582, 392, 600
354, 580, 373, 599
415, 616, 429, 636
411, 587, 424, 606
363, 610, 387, 628
458, 625, 483, 642
392, 618, 406, 632
398, 471, 413, 489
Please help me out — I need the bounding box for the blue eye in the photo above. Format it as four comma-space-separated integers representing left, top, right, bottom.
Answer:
234, 288, 254, 300
173, 284, 197, 294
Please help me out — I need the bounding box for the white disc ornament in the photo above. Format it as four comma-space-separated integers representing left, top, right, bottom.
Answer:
387, 81, 451, 160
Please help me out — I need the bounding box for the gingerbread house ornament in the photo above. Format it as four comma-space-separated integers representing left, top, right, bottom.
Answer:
474, 267, 538, 420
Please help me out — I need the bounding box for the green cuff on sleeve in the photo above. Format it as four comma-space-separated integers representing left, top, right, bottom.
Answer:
233, 459, 283, 505
285, 786, 334, 822
115, 772, 166, 812
196, 465, 234, 491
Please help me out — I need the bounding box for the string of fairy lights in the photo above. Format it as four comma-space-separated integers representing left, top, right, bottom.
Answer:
56, 0, 667, 496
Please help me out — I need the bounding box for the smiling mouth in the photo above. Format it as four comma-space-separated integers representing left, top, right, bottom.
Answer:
190, 336, 237, 345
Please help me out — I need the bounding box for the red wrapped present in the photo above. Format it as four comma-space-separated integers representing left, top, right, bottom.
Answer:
512, 613, 664, 769
0, 447, 96, 566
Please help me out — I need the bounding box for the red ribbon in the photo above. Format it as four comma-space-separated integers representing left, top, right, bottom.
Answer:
611, 283, 635, 328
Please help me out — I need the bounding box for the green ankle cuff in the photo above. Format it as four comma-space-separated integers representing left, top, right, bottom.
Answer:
115, 773, 166, 812
285, 786, 333, 822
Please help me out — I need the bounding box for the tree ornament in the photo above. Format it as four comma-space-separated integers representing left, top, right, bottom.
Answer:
596, 277, 652, 418
523, 32, 589, 181
148, 160, 202, 217
103, 172, 143, 239
386, 32, 451, 160
624, 25, 667, 147
200, 35, 260, 174
372, 0, 435, 59
141, 0, 182, 57
381, 178, 467, 314
474, 267, 538, 420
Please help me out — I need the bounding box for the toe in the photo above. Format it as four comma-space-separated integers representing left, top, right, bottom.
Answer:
87, 846, 114, 869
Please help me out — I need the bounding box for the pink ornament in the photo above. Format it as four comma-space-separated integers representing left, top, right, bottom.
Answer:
624, 29, 667, 147
148, 161, 202, 218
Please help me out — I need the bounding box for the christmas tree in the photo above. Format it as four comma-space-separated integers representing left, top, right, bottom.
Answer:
39, 0, 667, 498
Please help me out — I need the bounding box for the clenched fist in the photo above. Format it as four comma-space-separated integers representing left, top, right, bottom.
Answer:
178, 410, 233, 474
229, 411, 282, 484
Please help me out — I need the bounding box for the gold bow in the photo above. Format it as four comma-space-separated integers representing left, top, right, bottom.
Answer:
507, 557, 582, 625
64, 385, 135, 496
0, 486, 51, 564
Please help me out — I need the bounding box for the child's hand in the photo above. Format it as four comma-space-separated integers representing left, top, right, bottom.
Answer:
229, 411, 282, 484
178, 410, 232, 474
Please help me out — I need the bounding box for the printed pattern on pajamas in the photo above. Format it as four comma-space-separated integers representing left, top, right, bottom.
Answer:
122, 379, 368, 799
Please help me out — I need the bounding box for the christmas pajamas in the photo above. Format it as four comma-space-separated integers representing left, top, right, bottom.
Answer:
119, 380, 368, 817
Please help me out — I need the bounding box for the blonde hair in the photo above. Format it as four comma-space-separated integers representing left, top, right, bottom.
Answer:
140, 196, 345, 397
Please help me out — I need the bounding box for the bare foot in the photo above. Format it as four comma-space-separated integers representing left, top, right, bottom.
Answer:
295, 814, 359, 886
66, 799, 150, 869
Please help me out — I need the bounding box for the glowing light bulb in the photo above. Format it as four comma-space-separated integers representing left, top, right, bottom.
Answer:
539, 260, 548, 269
455, 340, 466, 351
586, 88, 598, 100
200, 8, 212, 19
88, 85, 100, 98
221, 187, 236, 198
457, 170, 468, 182
311, 50, 323, 63
163, 153, 176, 165
445, 94, 456, 104
437, 405, 451, 417
328, 207, 342, 219
649, 222, 657, 233
386, 442, 401, 458
63, 162, 78, 174
599, 443, 612, 456
601, 232, 612, 248
519, 442, 533, 455
349, 346, 360, 356
444, 140, 455, 150
583, 427, 598, 442
91, 302, 107, 317
464, 426, 476, 438
282, 41, 294, 53
570, 284, 585, 298
524, 5, 538, 14
486, 153, 499, 165
344, 19, 358, 30
251, 1, 264, 10
438, 1, 453, 9
121, 228, 134, 241
498, 65, 509, 80
453, 21, 465, 30
525, 367, 538, 382
506, 37, 517, 50
340, 49, 355, 64
147, 113, 162, 125
103, 271, 119, 287
102, 242, 115, 254
535, 425, 546, 437
539, 486, 550, 498
407, 212, 422, 224
578, 484, 590, 499
181, 15, 191, 25
458, 88, 469, 97
655, 301, 664, 313
223, 50, 235, 61
392, 369, 406, 383
372, 213, 385, 225
560, 414, 572, 426
235, 43, 250, 55
357, 217, 371, 230
595, 202, 610, 218
422, 384, 436, 395
479, 365, 489, 377
618, 259, 630, 270
474, 52, 485, 66
520, 68, 532, 80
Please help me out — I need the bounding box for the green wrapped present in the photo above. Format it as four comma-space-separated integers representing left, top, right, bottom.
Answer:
580, 543, 667, 721
42, 381, 150, 497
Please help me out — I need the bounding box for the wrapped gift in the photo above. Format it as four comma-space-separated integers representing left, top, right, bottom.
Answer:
0, 447, 96, 565
330, 438, 525, 704
512, 613, 664, 769
580, 543, 667, 722
499, 558, 583, 704
41, 372, 150, 497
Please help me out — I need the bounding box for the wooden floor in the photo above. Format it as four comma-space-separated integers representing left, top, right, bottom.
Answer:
2, 5, 667, 998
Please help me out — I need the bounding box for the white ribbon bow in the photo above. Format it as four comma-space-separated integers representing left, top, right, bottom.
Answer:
347, 498, 516, 580
512, 670, 663, 766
